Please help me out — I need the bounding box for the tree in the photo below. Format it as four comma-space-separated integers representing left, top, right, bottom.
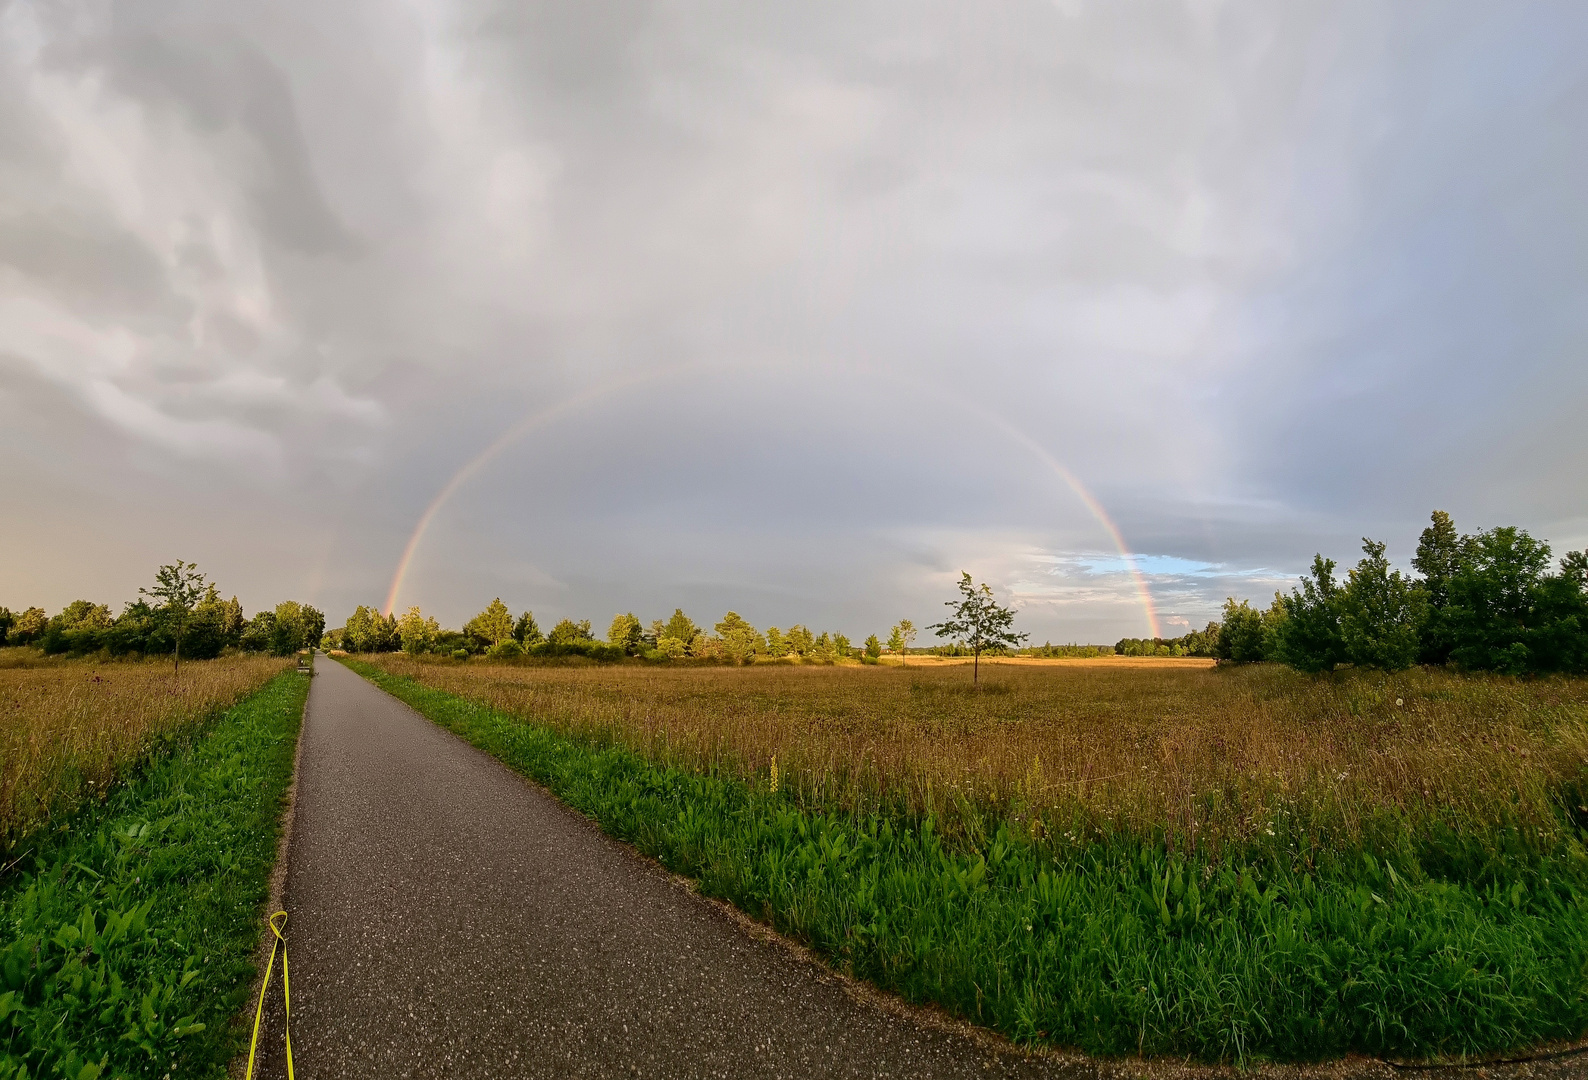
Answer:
832, 632, 852, 658
515, 611, 543, 647
141, 561, 207, 674
0, 607, 11, 646
466, 598, 515, 649
10, 607, 46, 645
1215, 599, 1266, 662
345, 605, 398, 653
1340, 539, 1426, 671
663, 609, 699, 646
786, 625, 814, 657
714, 612, 761, 664
864, 634, 883, 659
548, 618, 594, 646
1445, 526, 1553, 674
270, 601, 325, 656
1272, 556, 1346, 672
892, 619, 916, 665
1413, 510, 1462, 663
398, 607, 438, 655
928, 572, 1028, 683
607, 613, 644, 655
765, 626, 787, 658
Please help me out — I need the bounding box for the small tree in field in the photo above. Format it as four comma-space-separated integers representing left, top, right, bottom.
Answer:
141, 561, 206, 674
889, 619, 916, 665
929, 573, 1027, 683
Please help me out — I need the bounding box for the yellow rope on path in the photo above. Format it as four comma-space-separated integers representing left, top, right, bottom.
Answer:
245, 911, 294, 1080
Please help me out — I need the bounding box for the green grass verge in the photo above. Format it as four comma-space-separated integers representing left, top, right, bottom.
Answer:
1, 671, 307, 1080
347, 658, 1588, 1065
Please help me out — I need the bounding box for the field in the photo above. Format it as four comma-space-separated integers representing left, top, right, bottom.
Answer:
351, 654, 1588, 1063
0, 649, 290, 852
0, 670, 307, 1079
357, 654, 1588, 863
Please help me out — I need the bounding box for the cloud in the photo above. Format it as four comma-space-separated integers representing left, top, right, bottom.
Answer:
2, 0, 1585, 637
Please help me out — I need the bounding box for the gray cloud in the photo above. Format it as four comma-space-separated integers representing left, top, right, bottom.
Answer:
2, 0, 1586, 642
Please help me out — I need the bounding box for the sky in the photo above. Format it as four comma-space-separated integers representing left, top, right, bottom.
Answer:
2, 0, 1586, 644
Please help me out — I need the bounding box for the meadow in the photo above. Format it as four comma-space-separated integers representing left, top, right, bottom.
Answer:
0, 650, 289, 854
351, 654, 1588, 1064
356, 654, 1588, 864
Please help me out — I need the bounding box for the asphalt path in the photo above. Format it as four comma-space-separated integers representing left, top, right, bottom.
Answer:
245, 655, 1096, 1079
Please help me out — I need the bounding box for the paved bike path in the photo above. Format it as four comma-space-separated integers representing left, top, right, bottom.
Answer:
250, 656, 1085, 1079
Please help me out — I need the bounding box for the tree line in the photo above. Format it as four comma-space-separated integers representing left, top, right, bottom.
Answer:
1212, 511, 1588, 674
0, 562, 325, 666
325, 599, 931, 666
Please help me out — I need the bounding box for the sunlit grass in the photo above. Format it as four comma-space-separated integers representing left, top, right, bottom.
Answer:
359, 655, 1588, 863
0, 649, 290, 851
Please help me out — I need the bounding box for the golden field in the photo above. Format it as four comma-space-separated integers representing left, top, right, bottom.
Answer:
362, 653, 1588, 855
0, 649, 289, 848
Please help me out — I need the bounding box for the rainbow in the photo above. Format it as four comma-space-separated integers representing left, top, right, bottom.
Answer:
384, 367, 1161, 638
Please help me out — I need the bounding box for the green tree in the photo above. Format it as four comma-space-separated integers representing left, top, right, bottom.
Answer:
398, 607, 438, 655
1413, 510, 1463, 663
786, 624, 814, 657
765, 626, 787, 658
663, 609, 699, 646
1271, 556, 1346, 672
714, 612, 760, 664
240, 610, 275, 653
0, 606, 12, 646
833, 632, 852, 658
10, 607, 46, 645
864, 634, 883, 659
928, 572, 1028, 683
1445, 526, 1553, 674
607, 613, 644, 655
1339, 539, 1426, 671
140, 561, 207, 673
270, 601, 325, 656
1215, 599, 1268, 662
466, 598, 515, 648
515, 611, 543, 647
344, 606, 381, 652
548, 618, 594, 646
812, 632, 835, 663
890, 619, 916, 665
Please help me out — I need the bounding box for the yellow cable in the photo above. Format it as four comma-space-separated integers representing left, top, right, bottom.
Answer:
245, 911, 294, 1080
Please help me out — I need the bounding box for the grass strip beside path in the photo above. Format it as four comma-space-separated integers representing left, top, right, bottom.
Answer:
0, 670, 308, 1080
349, 659, 1588, 1066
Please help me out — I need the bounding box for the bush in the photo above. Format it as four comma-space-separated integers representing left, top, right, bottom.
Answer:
488, 640, 525, 660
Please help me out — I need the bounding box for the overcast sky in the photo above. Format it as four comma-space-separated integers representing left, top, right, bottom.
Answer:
2, 0, 1586, 643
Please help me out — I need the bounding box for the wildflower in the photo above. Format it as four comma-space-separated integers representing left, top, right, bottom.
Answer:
769, 756, 779, 794
1395, 698, 1404, 707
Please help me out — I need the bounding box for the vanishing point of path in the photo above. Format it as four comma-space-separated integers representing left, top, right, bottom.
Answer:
249, 656, 1081, 1080
251, 659, 1580, 1080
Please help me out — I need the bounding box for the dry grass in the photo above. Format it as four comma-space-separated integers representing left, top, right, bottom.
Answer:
363, 654, 1588, 856
0, 648, 290, 848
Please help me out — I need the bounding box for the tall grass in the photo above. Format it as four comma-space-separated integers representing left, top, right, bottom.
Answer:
359, 655, 1588, 866
0, 650, 289, 852
0, 671, 307, 1079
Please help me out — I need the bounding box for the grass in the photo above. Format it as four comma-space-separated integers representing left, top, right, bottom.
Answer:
0, 669, 307, 1080
349, 654, 1588, 1064
1, 650, 289, 854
